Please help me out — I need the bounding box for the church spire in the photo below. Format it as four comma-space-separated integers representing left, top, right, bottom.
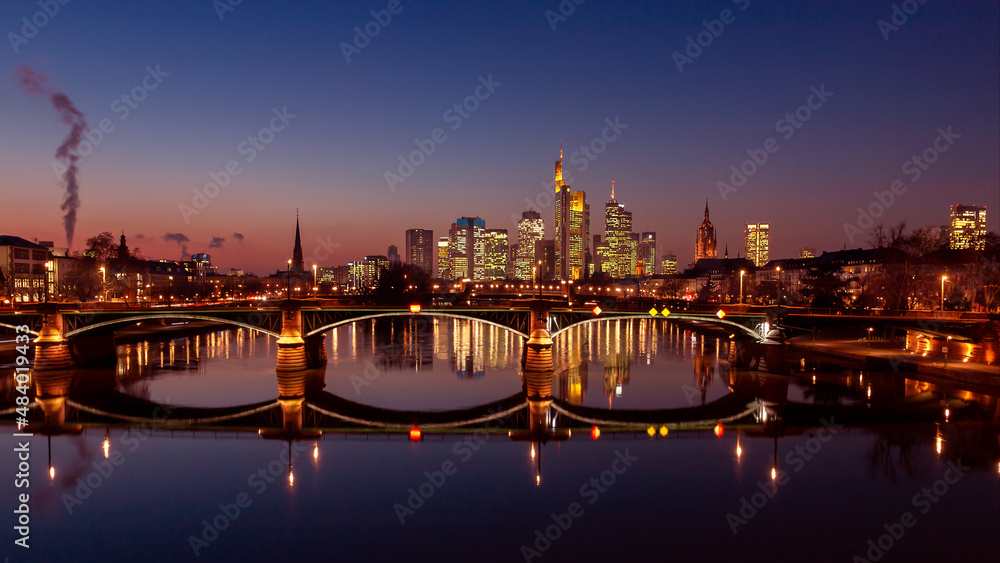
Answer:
292, 210, 304, 272
705, 199, 710, 220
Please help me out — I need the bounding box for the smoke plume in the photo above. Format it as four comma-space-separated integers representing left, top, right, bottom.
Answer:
17, 66, 88, 251
209, 236, 225, 248
232, 232, 244, 242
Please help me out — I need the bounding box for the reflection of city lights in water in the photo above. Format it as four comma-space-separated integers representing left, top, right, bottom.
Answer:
313, 442, 319, 462
771, 467, 777, 481
103, 438, 110, 459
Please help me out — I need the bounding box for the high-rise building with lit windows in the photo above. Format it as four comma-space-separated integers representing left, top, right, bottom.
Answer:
745, 223, 770, 267
603, 182, 634, 279
437, 236, 451, 280
949, 204, 987, 249
483, 229, 509, 280
637, 232, 656, 275
554, 143, 590, 280
448, 217, 486, 280
405, 229, 434, 274
515, 210, 545, 280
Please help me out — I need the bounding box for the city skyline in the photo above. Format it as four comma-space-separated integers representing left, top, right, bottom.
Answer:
1, 1, 997, 273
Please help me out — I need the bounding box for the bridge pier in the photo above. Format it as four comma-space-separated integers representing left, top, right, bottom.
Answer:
276, 302, 308, 372
34, 308, 73, 371
305, 334, 327, 368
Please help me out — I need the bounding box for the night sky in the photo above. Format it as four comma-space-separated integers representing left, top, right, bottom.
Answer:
2, 0, 997, 273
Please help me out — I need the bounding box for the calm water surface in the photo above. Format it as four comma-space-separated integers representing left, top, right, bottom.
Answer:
2, 317, 997, 563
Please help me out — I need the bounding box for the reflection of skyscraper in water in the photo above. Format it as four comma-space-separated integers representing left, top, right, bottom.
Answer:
603, 352, 631, 406
555, 325, 589, 405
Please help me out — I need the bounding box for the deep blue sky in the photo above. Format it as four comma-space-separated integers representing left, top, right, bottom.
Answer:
2, 0, 997, 272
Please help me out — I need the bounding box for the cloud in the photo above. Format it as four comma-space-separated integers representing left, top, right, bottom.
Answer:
232, 232, 244, 242
209, 236, 225, 249
163, 232, 190, 244
135, 233, 145, 240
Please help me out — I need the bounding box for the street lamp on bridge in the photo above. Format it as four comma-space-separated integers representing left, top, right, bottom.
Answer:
287, 259, 292, 300
739, 270, 745, 305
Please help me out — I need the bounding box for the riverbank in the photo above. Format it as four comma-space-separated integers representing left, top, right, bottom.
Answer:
791, 337, 999, 393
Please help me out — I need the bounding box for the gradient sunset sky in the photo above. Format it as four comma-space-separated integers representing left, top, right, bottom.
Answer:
2, 0, 997, 274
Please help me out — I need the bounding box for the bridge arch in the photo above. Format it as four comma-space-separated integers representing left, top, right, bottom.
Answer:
64, 313, 282, 338
0, 322, 39, 336
304, 311, 529, 339
549, 314, 764, 341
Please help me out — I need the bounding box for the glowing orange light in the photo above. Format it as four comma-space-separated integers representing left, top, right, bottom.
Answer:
409, 304, 421, 313
49, 466, 55, 479
102, 439, 110, 459
409, 427, 422, 441
716, 310, 726, 320
313, 443, 319, 461
591, 426, 601, 440
646, 426, 656, 437
714, 424, 724, 437
771, 467, 777, 481
288, 471, 294, 486
592, 306, 602, 316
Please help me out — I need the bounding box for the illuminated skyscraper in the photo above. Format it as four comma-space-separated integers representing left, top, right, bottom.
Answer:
405, 228, 434, 274
603, 182, 634, 278
799, 247, 816, 259
637, 231, 656, 275
437, 236, 451, 280
694, 201, 717, 263
745, 223, 770, 267
555, 143, 570, 279
554, 143, 590, 280
949, 204, 987, 249
483, 229, 509, 280
568, 190, 590, 280
515, 210, 545, 280
448, 217, 486, 280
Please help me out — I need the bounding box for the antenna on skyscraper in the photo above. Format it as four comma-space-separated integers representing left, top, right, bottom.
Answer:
559, 140, 563, 160
611, 180, 615, 199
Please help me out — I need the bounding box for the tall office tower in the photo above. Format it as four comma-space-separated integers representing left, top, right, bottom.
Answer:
483, 229, 509, 280
361, 255, 389, 288
387, 245, 400, 265
568, 190, 590, 280
949, 204, 987, 249
437, 236, 451, 280
555, 143, 570, 279
515, 210, 545, 280
603, 182, 635, 278
745, 223, 770, 267
799, 247, 816, 259
448, 217, 486, 280
694, 200, 717, 263
637, 231, 656, 275
660, 252, 678, 275
405, 229, 434, 274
